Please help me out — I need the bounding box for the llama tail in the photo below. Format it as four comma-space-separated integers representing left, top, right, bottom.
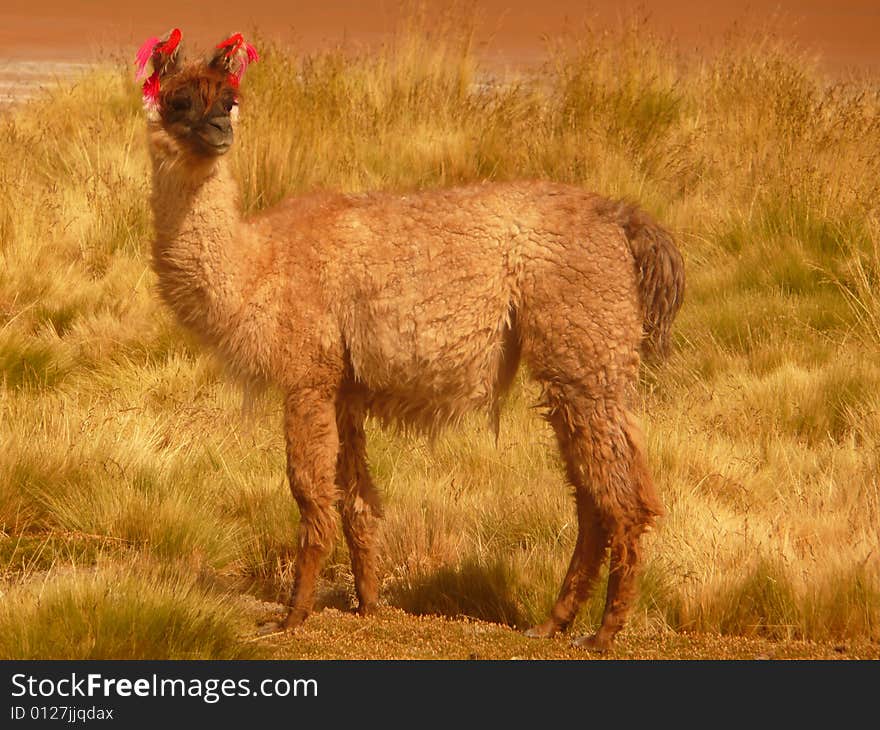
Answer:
601, 201, 685, 358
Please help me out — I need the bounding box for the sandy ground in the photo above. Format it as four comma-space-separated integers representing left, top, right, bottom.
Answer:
242, 601, 880, 660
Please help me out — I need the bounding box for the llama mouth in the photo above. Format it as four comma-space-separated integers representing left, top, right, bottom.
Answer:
193, 134, 232, 156
205, 141, 231, 153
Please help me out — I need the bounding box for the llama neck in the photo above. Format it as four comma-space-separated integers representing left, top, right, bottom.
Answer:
149, 136, 248, 347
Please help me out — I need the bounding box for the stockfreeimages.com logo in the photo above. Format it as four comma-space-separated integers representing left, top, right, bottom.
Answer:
11, 673, 318, 705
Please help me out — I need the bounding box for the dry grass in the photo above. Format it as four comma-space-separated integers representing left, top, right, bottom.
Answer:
1, 15, 878, 658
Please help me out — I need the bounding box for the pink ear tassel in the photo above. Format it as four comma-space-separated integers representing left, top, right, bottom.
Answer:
234, 42, 259, 81
232, 42, 259, 82
135, 36, 160, 80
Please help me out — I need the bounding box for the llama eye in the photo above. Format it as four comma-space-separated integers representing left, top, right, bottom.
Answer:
168, 96, 191, 112
223, 98, 237, 113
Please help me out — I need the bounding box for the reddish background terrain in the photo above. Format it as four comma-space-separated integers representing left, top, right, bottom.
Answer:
2, 1, 879, 71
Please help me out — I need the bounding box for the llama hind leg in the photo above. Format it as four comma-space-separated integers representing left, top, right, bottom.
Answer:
524, 487, 608, 638
527, 395, 662, 648
573, 415, 662, 650
281, 389, 341, 630
524, 402, 611, 639
336, 397, 382, 616
572, 537, 645, 651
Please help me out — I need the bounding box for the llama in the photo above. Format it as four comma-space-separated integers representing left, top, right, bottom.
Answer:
139, 30, 684, 651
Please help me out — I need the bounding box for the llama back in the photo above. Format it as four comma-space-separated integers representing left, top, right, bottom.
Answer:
298, 182, 681, 432
321, 186, 525, 432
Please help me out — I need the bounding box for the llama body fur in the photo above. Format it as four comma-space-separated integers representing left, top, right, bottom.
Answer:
148, 87, 683, 648
153, 127, 646, 430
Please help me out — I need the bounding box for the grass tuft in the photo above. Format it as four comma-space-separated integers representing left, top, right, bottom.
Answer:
0, 563, 262, 659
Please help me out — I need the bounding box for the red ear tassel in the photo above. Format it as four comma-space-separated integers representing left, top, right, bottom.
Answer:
216, 33, 259, 82
156, 28, 182, 56
217, 33, 244, 57
142, 72, 161, 107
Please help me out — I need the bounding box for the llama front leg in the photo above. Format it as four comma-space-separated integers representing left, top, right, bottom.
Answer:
336, 397, 383, 616
282, 389, 341, 630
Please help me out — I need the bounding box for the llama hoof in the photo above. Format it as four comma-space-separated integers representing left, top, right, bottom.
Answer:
282, 608, 310, 631
571, 633, 613, 653
524, 621, 558, 639
255, 620, 283, 636
357, 602, 379, 617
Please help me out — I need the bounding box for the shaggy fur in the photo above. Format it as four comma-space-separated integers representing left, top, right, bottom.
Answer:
146, 44, 684, 650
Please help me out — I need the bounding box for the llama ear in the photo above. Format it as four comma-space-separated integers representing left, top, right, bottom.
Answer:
135, 28, 184, 110
135, 28, 184, 80
209, 33, 259, 85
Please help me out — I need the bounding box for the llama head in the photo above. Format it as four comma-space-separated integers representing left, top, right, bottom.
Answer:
137, 29, 259, 158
